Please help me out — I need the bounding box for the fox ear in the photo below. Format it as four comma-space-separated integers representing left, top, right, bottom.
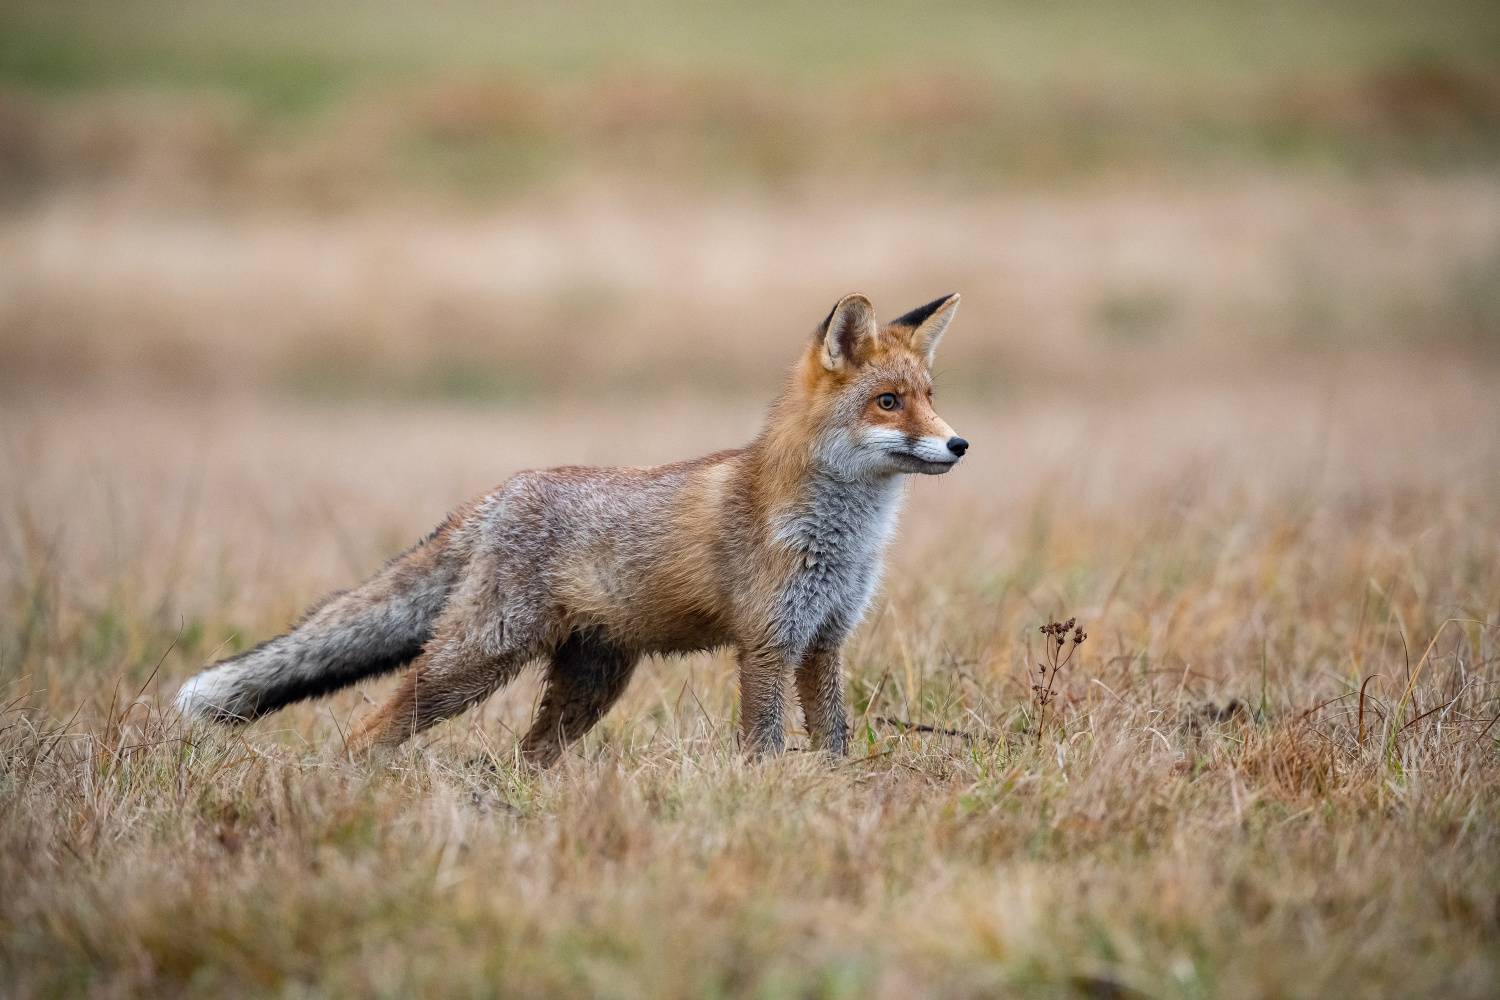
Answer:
819, 293, 879, 371
893, 293, 960, 367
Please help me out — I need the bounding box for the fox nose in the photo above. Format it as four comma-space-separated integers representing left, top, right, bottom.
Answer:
946, 437, 968, 458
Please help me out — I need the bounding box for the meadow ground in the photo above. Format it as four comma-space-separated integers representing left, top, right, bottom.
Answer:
3, 234, 1499, 997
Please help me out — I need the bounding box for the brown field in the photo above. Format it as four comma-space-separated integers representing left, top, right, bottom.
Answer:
4, 171, 1500, 998
5, 172, 1500, 401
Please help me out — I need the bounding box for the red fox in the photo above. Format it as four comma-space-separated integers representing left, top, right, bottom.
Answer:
175, 293, 967, 763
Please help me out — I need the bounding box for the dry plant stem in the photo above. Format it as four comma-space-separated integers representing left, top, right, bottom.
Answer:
873, 715, 986, 741
1357, 673, 1382, 747
1033, 618, 1086, 742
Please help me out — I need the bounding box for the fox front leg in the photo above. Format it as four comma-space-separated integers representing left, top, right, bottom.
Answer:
795, 642, 848, 756
736, 645, 790, 758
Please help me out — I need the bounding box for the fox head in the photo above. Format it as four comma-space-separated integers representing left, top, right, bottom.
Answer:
786, 292, 967, 480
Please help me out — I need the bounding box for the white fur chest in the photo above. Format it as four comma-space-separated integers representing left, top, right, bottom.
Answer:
771, 474, 903, 657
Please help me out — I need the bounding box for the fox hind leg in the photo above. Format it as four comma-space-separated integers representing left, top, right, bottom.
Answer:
349, 630, 526, 753
520, 628, 637, 767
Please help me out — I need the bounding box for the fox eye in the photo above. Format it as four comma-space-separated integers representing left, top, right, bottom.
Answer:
876, 393, 900, 411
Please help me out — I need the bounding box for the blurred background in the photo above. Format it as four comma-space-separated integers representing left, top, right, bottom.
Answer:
2, 0, 1498, 403
2, 0, 1500, 670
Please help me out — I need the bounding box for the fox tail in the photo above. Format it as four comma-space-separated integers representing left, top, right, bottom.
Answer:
174, 512, 470, 724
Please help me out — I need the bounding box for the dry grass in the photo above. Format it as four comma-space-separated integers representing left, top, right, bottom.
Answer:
5, 173, 1500, 402
5, 0, 1500, 205
3, 353, 1498, 997
6, 60, 1499, 205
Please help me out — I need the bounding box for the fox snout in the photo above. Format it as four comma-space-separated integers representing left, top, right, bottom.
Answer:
891, 432, 968, 474
898, 402, 966, 474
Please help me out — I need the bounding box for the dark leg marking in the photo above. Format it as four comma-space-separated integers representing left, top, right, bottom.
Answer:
520, 628, 638, 767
